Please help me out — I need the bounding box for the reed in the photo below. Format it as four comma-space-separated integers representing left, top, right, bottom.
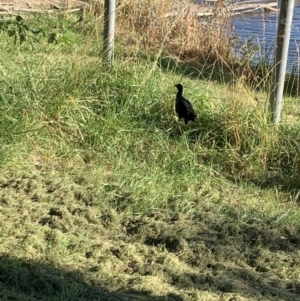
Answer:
117, 0, 234, 66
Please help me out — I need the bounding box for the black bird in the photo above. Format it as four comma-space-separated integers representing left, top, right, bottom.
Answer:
174, 83, 197, 124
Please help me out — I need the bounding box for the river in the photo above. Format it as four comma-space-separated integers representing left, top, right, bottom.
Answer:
233, 0, 300, 73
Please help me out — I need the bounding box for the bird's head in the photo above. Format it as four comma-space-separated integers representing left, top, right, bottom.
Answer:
174, 83, 183, 91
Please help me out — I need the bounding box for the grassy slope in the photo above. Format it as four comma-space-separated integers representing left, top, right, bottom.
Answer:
0, 14, 300, 301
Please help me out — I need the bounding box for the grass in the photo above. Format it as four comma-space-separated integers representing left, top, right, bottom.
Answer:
0, 5, 300, 301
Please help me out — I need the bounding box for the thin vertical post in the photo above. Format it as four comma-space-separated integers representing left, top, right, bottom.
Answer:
269, 0, 294, 124
103, 0, 116, 64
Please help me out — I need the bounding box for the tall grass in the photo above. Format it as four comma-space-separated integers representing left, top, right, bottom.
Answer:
117, 0, 234, 66
0, 45, 299, 191
0, 3, 299, 187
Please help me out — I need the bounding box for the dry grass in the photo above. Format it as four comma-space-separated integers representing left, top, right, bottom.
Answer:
117, 0, 234, 66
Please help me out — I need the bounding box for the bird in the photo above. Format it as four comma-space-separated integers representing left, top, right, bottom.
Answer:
174, 84, 197, 125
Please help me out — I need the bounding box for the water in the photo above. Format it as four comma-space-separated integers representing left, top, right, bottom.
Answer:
233, 0, 300, 73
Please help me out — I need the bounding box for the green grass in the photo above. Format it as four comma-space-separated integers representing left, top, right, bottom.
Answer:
0, 12, 300, 301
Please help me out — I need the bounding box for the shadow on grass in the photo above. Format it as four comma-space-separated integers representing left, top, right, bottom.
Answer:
0, 255, 183, 301
157, 55, 234, 84
141, 110, 300, 192
158, 110, 300, 192
157, 55, 300, 97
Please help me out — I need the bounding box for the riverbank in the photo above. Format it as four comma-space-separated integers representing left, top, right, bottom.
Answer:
1, 6, 300, 301
172, 1, 278, 17
0, 0, 278, 16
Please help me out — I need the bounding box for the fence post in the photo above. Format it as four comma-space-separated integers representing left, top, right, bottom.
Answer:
103, 0, 116, 64
269, 0, 295, 124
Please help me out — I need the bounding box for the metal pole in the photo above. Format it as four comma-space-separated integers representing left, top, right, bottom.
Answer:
103, 0, 116, 64
269, 0, 294, 124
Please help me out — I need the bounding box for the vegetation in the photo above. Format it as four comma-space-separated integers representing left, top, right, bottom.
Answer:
0, 1, 300, 300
